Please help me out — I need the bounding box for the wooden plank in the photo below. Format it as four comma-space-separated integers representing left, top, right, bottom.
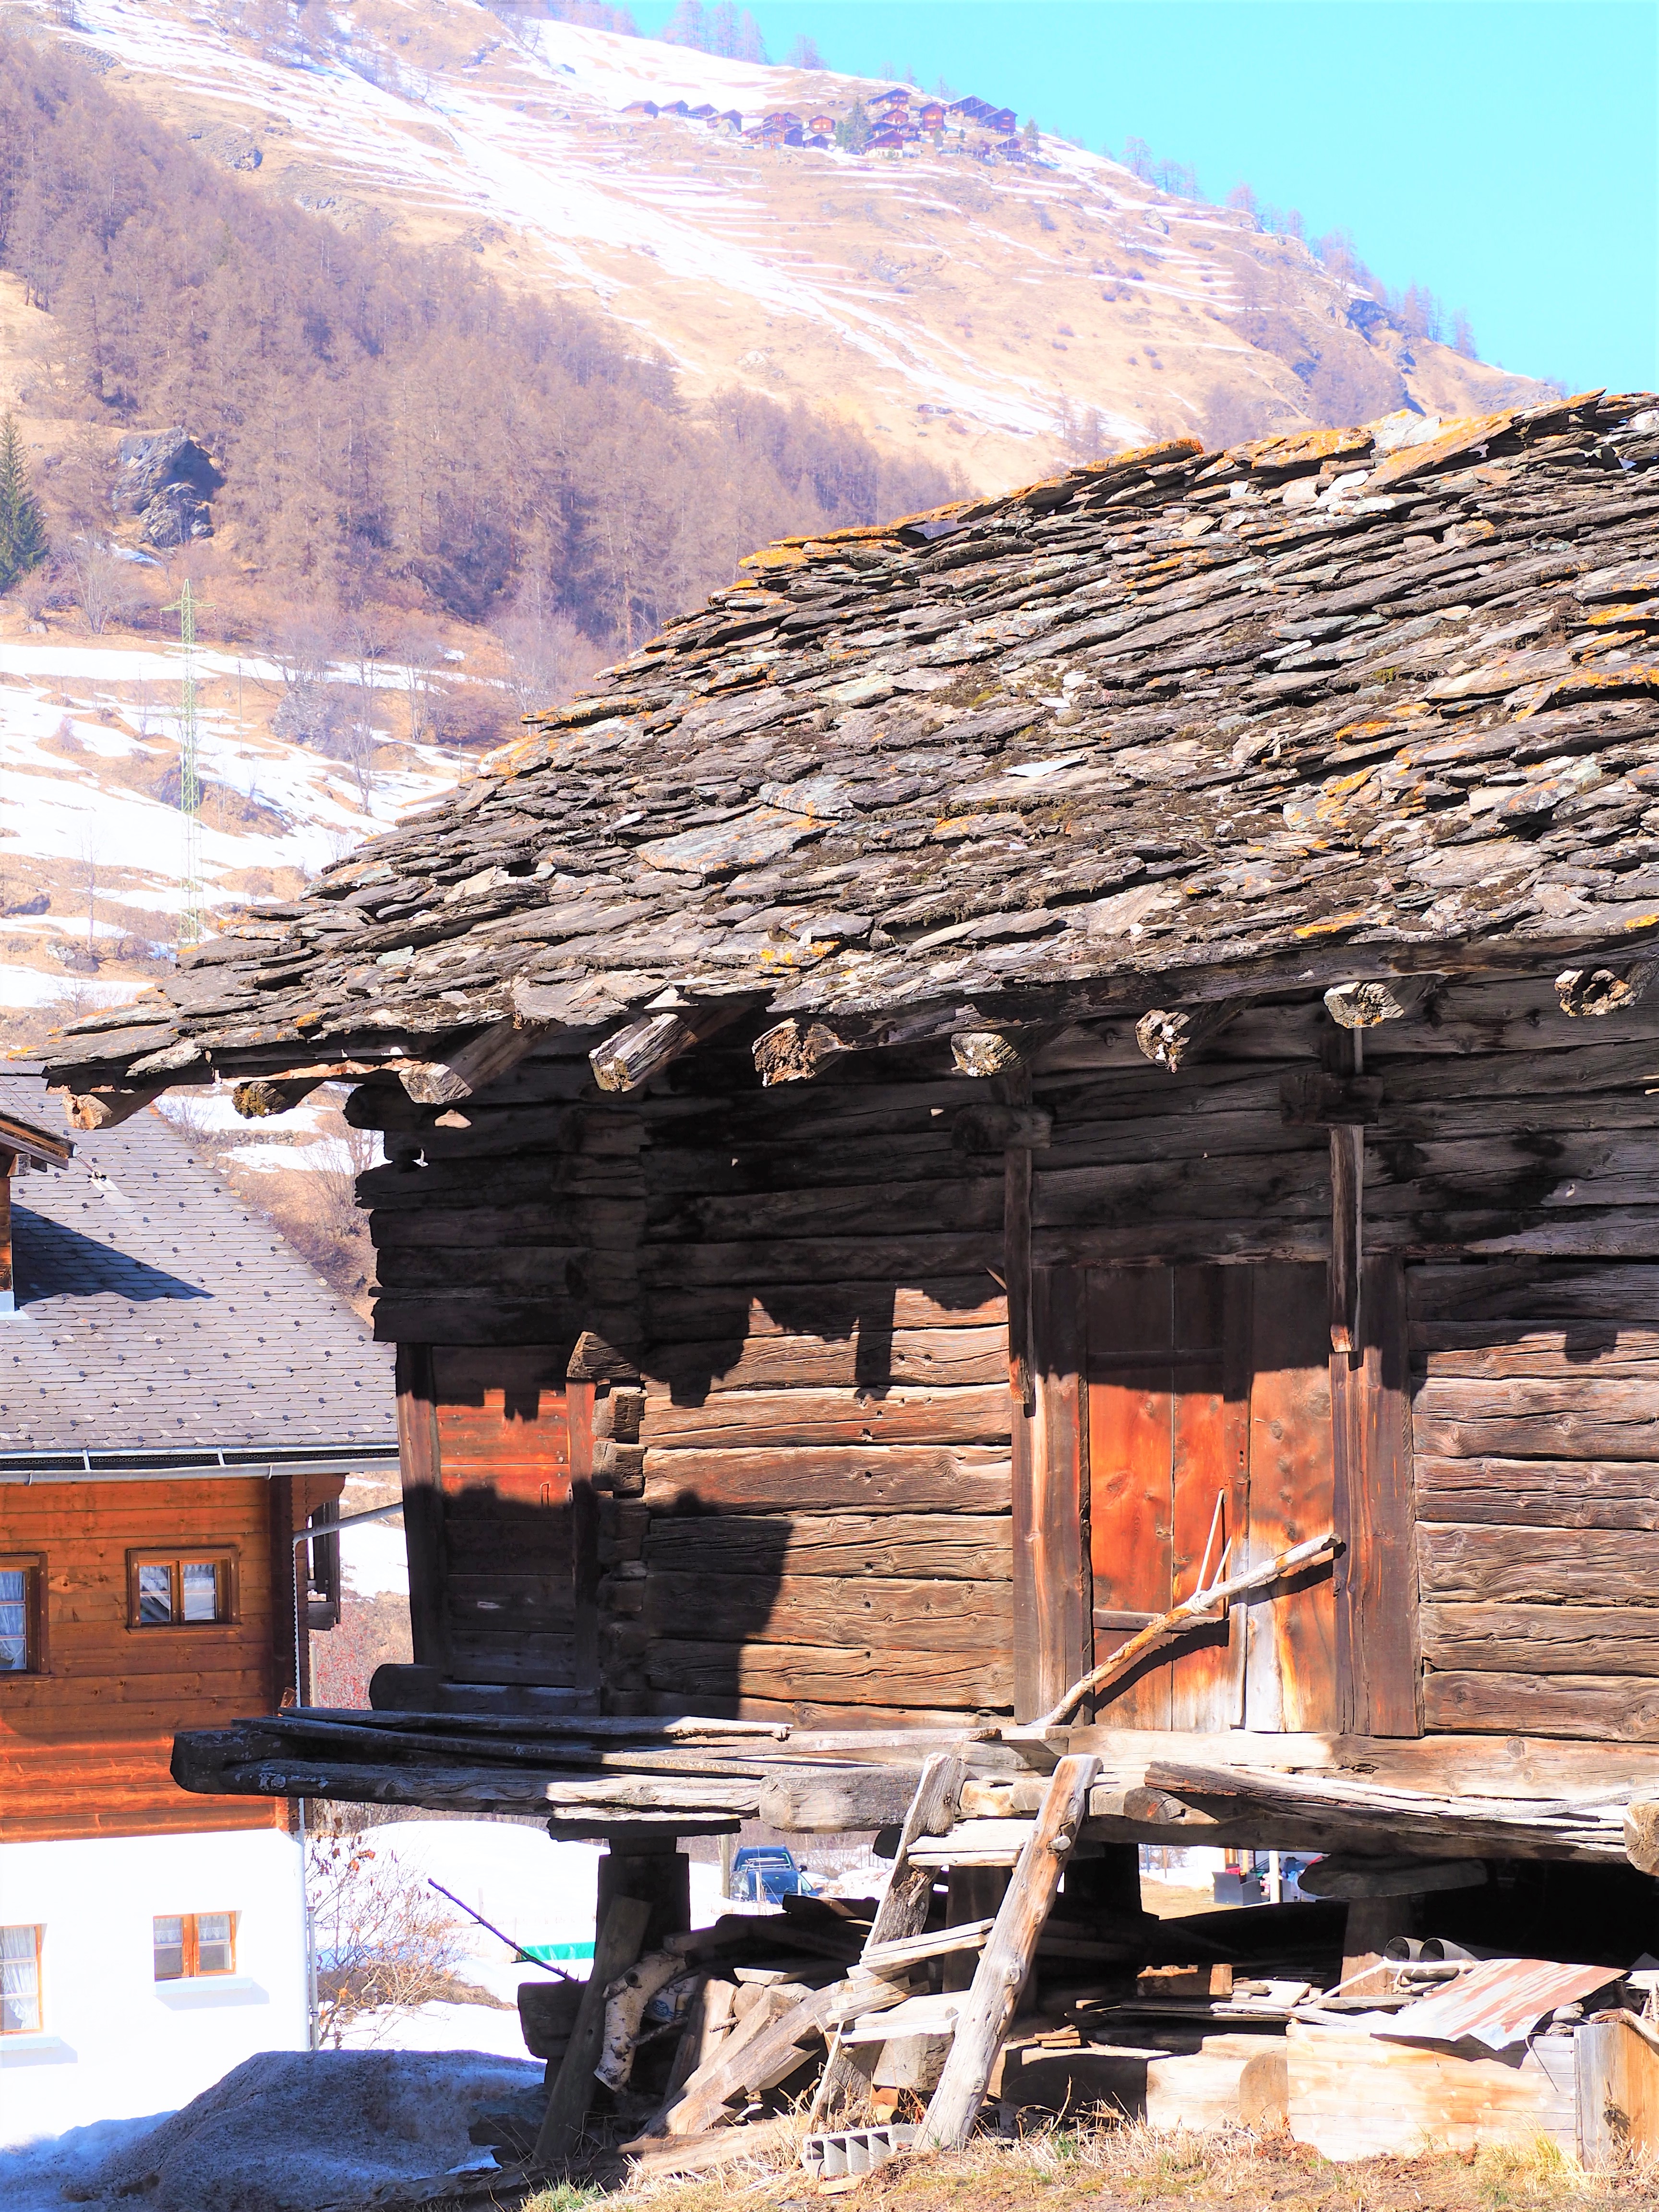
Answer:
1334, 1257, 1419, 1738
1423, 1671, 1659, 1740
1328, 1125, 1363, 1355
1086, 1263, 1176, 1731
919, 1752, 1100, 2150
1419, 1524, 1659, 1605
1409, 1262, 1659, 1326
1413, 1374, 1659, 1460
643, 1642, 1012, 1707
536, 1895, 652, 2166
1006, 1143, 1034, 1418
644, 1573, 1011, 1650
1415, 1455, 1659, 1530
642, 1514, 1012, 1580
1422, 1602, 1659, 1675
1169, 1266, 1235, 1733
636, 1234, 1001, 1290
1015, 1266, 1090, 1723
1414, 1328, 1659, 1377
643, 1328, 1010, 1394
1244, 1264, 1338, 1734
639, 1445, 1012, 1515
638, 1386, 1010, 1450
645, 1284, 1007, 1344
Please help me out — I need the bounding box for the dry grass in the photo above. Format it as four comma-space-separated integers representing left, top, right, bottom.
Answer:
514, 2115, 1659, 2212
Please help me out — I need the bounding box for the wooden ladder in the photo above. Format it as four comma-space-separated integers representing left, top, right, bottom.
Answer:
813, 1750, 1100, 2151
917, 1752, 1099, 2150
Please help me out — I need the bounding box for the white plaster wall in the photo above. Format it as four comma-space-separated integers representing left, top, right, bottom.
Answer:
0, 1827, 307, 2144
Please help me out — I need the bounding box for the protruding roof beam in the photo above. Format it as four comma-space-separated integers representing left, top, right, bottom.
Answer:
399, 1016, 552, 1107
590, 997, 747, 1095
1555, 959, 1659, 1018
1135, 999, 1244, 1073
1323, 975, 1439, 1029
232, 1077, 325, 1120
55, 1086, 166, 1131
752, 1017, 852, 1087
950, 1027, 1058, 1078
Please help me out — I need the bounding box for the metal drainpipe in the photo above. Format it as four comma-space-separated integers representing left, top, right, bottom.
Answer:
290, 1499, 408, 2053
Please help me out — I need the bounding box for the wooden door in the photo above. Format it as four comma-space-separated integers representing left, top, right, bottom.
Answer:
1083, 1262, 1338, 1733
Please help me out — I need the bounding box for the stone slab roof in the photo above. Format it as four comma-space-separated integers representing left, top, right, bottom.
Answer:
0, 1071, 395, 1467
38, 391, 1659, 1094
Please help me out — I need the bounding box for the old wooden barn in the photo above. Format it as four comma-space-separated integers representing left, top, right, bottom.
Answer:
37, 392, 1659, 1954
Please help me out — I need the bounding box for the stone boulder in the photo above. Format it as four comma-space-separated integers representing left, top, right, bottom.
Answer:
111, 430, 222, 548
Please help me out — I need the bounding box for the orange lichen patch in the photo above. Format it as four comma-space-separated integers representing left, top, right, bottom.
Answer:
1252, 424, 1372, 473
1584, 602, 1659, 628
1364, 411, 1517, 493
1525, 665, 1659, 715
1294, 910, 1374, 938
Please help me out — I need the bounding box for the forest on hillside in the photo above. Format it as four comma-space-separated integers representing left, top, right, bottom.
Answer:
0, 27, 954, 671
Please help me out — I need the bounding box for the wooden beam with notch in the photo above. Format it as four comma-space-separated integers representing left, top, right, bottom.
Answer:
232, 1077, 325, 1120
752, 1017, 852, 1087
56, 1086, 167, 1131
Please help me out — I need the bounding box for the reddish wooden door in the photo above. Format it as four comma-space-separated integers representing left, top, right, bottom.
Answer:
1084, 1262, 1337, 1732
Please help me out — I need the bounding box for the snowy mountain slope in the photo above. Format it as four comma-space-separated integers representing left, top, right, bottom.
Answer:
0, 620, 460, 1018
35, 0, 1547, 492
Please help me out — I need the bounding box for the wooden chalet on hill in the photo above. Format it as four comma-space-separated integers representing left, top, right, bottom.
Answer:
39, 391, 1659, 1931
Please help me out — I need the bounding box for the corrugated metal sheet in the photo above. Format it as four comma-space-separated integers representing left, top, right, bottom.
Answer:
1377, 1957, 1619, 2052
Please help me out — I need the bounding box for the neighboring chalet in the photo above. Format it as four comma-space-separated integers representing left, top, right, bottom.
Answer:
40, 393, 1659, 1961
0, 1076, 395, 2139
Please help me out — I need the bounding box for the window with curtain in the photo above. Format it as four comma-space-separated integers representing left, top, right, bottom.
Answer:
1, 1926, 42, 2033
153, 1913, 235, 1981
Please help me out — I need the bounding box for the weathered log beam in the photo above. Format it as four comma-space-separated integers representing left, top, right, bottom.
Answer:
231, 1077, 325, 1119
950, 1027, 1059, 1078
399, 1016, 552, 1106
752, 1016, 853, 1086
1279, 1070, 1384, 1128
1134, 999, 1244, 1072
55, 1084, 169, 1130
1323, 976, 1440, 1029
592, 998, 746, 1094
1556, 960, 1659, 1018
1625, 1798, 1659, 1875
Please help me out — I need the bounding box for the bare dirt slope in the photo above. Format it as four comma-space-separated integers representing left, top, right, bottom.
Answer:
44, 0, 1548, 491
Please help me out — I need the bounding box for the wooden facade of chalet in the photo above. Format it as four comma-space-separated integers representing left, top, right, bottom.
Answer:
42, 392, 1659, 1871
0, 1077, 396, 1844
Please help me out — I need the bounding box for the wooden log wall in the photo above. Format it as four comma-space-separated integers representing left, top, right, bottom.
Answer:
625, 1048, 1014, 1724
1027, 972, 1659, 1268
1412, 1260, 1659, 1743
0, 1477, 288, 1841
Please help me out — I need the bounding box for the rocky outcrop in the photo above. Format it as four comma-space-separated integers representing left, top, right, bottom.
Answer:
111, 429, 222, 548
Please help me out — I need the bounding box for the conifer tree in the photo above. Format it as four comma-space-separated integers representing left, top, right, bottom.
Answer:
834, 99, 871, 153
1022, 116, 1039, 153
0, 414, 47, 592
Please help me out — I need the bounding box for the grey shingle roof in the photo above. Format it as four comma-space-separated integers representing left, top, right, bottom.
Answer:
0, 1071, 395, 1464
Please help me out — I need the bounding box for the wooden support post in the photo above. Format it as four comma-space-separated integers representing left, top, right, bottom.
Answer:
944, 1867, 1010, 1991
1005, 1144, 1034, 1418
597, 1830, 690, 1954
1327, 1029, 1363, 1356
1013, 1265, 1091, 1724
1340, 1893, 1421, 1993
394, 1343, 450, 1675
591, 999, 746, 1094
534, 1892, 652, 2169
918, 1753, 1100, 2151
1576, 2015, 1659, 2168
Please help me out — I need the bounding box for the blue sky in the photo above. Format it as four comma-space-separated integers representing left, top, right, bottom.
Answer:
629, 2, 1659, 396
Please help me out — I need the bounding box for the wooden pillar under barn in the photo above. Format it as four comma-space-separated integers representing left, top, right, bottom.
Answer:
0, 1147, 15, 1314
596, 1828, 693, 1953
